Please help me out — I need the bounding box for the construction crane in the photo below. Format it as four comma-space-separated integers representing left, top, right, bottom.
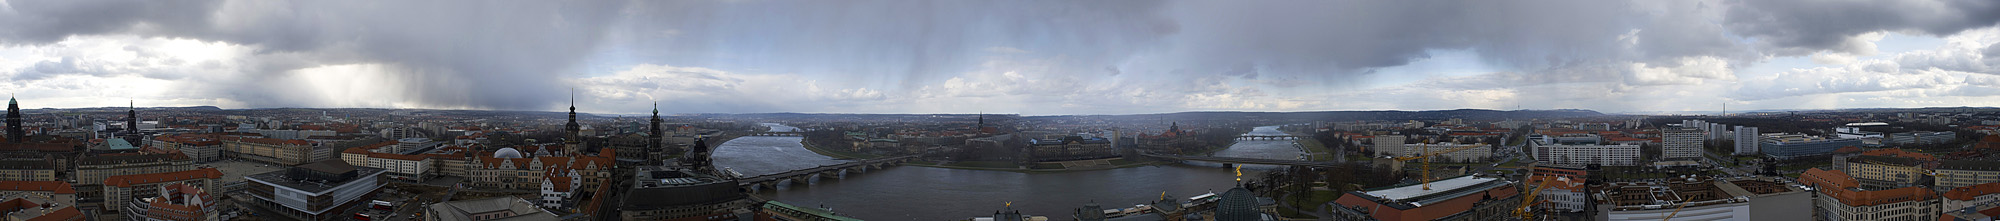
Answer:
1661, 194, 1692, 221
1513, 175, 1557, 220
1392, 143, 1489, 190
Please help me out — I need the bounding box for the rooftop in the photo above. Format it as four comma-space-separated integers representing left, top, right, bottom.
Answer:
245, 165, 385, 195
1941, 160, 2000, 171
1356, 175, 1510, 207
0, 181, 74, 194
104, 168, 223, 188
427, 196, 558, 221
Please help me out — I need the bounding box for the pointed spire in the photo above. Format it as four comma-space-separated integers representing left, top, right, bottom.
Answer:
653, 101, 659, 115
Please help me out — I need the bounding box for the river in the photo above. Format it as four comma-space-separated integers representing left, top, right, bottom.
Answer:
710, 124, 1302, 220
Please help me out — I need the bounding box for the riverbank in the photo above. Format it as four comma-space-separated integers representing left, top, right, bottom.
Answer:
1283, 131, 1332, 161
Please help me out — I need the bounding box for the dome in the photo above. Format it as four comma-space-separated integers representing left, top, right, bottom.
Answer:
1213, 187, 1260, 221
494, 147, 524, 158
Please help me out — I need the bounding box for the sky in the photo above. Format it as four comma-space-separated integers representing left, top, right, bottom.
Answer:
1, 0, 1999, 115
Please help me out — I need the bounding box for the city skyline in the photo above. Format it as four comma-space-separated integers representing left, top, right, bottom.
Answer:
2, 1, 1999, 115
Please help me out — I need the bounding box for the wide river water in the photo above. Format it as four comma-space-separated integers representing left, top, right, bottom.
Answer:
710, 123, 1302, 220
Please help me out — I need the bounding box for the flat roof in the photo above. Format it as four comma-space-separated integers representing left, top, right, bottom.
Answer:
1361, 176, 1504, 203
245, 166, 386, 195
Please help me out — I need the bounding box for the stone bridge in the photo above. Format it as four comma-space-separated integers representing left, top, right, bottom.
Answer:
739, 155, 918, 191
747, 131, 804, 137
1236, 135, 1308, 140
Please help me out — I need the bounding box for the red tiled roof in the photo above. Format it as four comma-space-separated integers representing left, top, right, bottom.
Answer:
103, 168, 223, 188
1946, 182, 2000, 201
221, 136, 312, 146
0, 181, 74, 194
25, 206, 81, 221
1802, 168, 1937, 207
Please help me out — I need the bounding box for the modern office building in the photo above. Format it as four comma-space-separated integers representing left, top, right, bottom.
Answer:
1760, 134, 1862, 160
243, 160, 387, 221
1887, 131, 1956, 145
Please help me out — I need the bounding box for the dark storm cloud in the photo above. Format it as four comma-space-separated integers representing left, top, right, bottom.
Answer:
1725, 0, 2000, 55
4, 0, 2000, 113
617, 0, 1177, 90
2, 0, 624, 110
0, 0, 224, 45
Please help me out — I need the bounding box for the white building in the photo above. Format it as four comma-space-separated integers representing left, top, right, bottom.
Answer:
1532, 136, 1642, 166
538, 170, 582, 209
1393, 143, 1492, 163
1533, 176, 1586, 212
1733, 126, 1759, 155
1662, 127, 1704, 160
1371, 135, 1405, 157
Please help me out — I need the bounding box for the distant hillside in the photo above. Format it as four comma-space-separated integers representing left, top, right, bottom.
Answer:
1027, 109, 1604, 122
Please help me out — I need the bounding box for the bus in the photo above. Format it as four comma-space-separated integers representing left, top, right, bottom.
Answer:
371, 200, 394, 210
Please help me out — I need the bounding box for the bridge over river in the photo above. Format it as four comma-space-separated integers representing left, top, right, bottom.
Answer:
738, 155, 918, 191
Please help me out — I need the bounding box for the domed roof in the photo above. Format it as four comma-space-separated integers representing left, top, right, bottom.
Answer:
1213, 187, 1260, 221
494, 147, 524, 158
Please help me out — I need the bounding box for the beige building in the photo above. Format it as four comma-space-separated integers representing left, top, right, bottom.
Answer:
1937, 160, 2000, 189
100, 168, 223, 220
0, 181, 77, 208
0, 160, 56, 181
74, 153, 194, 186
467, 147, 612, 193
223, 136, 327, 166
1841, 155, 1927, 188
1801, 168, 1940, 221
151, 134, 225, 162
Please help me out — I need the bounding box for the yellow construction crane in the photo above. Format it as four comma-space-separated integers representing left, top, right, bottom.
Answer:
1662, 194, 1691, 221
1392, 143, 1488, 190
1513, 175, 1557, 220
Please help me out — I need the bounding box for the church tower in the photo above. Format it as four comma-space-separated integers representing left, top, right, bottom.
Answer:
682, 138, 713, 174
563, 90, 583, 156
5, 96, 21, 143
126, 100, 138, 132
647, 102, 664, 165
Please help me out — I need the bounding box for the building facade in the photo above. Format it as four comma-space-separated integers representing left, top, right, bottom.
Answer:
1531, 142, 1642, 166
1026, 136, 1117, 162
243, 160, 387, 221
222, 136, 326, 166
0, 160, 56, 181
1940, 160, 2000, 189
1393, 143, 1492, 163
123, 183, 217, 221
1733, 126, 1759, 155
101, 168, 223, 220
150, 134, 224, 162
1801, 168, 1940, 221
1760, 134, 1863, 160
1661, 127, 1704, 160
